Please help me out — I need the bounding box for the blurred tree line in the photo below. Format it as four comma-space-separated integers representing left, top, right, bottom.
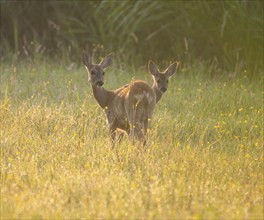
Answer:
1, 0, 263, 73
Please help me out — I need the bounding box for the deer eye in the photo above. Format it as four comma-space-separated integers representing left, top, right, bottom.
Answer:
91, 71, 95, 75
102, 72, 105, 75
166, 79, 169, 83
157, 79, 161, 83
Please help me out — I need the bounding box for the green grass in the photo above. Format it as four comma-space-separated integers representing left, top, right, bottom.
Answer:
1, 60, 263, 219
2, 0, 263, 71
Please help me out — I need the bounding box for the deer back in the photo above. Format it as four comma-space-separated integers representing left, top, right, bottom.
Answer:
106, 80, 156, 127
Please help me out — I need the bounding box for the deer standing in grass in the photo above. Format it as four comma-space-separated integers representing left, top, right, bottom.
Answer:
83, 52, 178, 146
147, 60, 179, 103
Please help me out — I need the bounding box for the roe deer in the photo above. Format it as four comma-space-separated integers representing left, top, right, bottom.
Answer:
83, 52, 156, 146
148, 60, 179, 103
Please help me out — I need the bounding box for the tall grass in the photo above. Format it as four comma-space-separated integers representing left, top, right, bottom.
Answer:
1, 0, 263, 73
1, 59, 263, 219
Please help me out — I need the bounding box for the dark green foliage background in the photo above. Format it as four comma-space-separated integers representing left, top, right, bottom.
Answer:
1, 0, 263, 72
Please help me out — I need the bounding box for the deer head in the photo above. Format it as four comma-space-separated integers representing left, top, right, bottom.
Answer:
83, 52, 114, 87
148, 60, 179, 93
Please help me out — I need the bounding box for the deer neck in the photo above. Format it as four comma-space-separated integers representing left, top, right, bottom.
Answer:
91, 85, 113, 109
152, 82, 163, 103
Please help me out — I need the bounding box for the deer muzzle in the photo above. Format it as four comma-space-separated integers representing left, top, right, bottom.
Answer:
96, 81, 104, 87
160, 87, 167, 93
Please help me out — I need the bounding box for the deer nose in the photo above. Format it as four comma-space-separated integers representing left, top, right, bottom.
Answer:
96, 81, 104, 87
160, 87, 167, 92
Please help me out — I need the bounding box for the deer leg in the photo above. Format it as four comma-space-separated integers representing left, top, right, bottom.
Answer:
134, 122, 146, 146
117, 132, 125, 143
109, 126, 117, 147
130, 127, 135, 145
143, 118, 149, 136
125, 107, 136, 145
110, 127, 126, 147
109, 129, 121, 162
142, 117, 151, 145
127, 109, 146, 146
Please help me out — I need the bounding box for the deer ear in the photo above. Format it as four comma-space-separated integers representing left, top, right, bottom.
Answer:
166, 62, 179, 77
83, 52, 93, 70
148, 60, 159, 76
100, 53, 114, 69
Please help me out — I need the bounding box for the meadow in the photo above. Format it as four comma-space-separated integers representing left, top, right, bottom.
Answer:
0, 59, 263, 219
